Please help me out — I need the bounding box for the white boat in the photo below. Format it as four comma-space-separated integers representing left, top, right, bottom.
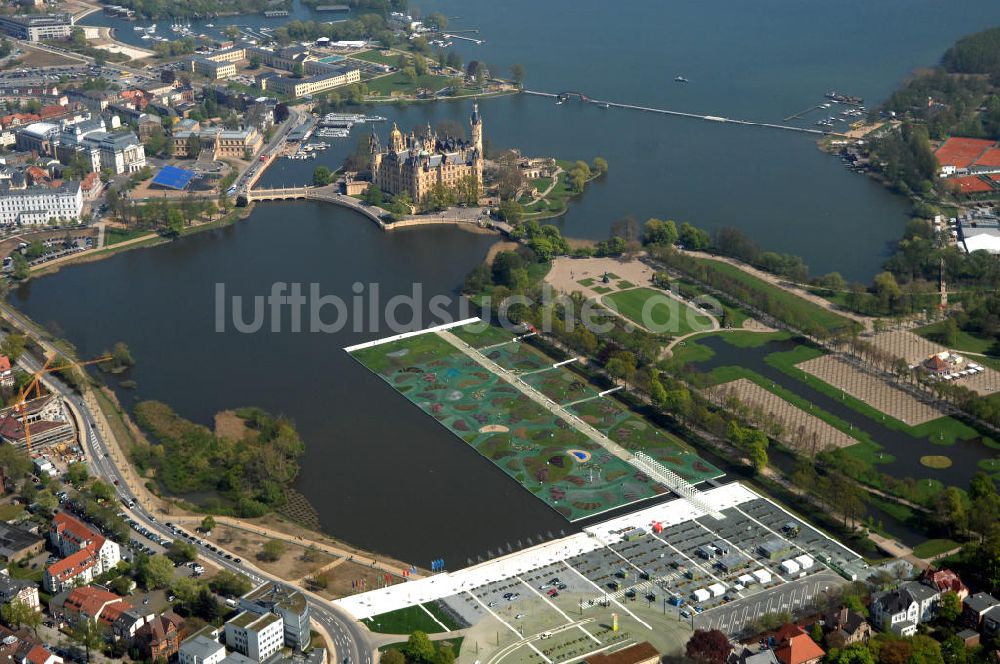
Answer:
205, 22, 215, 27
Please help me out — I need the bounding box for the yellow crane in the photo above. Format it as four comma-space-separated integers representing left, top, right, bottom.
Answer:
3, 352, 111, 456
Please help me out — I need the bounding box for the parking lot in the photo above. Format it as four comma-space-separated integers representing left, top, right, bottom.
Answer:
341, 483, 868, 658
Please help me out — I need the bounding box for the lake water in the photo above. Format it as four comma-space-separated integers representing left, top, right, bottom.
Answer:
24, 0, 1000, 563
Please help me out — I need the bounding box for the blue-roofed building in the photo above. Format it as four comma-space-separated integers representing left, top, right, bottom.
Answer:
151, 165, 197, 191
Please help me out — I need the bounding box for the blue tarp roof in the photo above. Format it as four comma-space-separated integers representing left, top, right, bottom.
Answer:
151, 165, 197, 190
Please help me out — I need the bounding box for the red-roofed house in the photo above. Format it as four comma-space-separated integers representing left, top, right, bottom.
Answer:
37, 106, 67, 121
25, 166, 50, 186
774, 625, 825, 664
26, 643, 62, 664
0, 355, 13, 388
44, 513, 121, 593
134, 612, 184, 660
80, 171, 102, 201
0, 113, 40, 129
60, 587, 132, 628
924, 568, 969, 600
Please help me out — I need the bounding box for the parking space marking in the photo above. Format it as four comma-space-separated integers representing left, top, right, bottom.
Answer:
516, 576, 602, 645
646, 531, 725, 585
465, 590, 552, 664
690, 518, 787, 584
560, 561, 652, 630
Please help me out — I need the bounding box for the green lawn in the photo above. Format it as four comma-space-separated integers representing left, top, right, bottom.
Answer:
914, 321, 996, 355
0, 504, 25, 521
912, 538, 960, 559
350, 49, 402, 66
673, 278, 750, 327
104, 227, 153, 246
605, 287, 714, 336
689, 257, 853, 333
363, 603, 457, 634
449, 322, 516, 349
366, 72, 454, 96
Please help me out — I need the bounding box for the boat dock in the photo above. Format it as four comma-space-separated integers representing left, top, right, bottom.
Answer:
523, 90, 827, 135
441, 33, 483, 44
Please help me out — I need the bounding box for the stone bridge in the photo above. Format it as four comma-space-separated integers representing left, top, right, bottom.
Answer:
242, 185, 387, 229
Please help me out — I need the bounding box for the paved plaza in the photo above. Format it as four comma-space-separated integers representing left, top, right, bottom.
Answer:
798, 354, 943, 426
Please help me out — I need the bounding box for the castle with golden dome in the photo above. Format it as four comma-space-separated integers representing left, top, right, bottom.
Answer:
369, 104, 484, 203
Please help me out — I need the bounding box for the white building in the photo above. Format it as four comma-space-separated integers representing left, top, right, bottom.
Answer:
0, 181, 82, 227
224, 612, 284, 662
0, 13, 74, 41
179, 635, 227, 664
871, 581, 940, 636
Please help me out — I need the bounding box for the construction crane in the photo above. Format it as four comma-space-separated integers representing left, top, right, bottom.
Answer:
3, 352, 111, 456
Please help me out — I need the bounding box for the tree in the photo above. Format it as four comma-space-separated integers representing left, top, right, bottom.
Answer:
135, 554, 175, 589
937, 591, 962, 623
940, 317, 959, 347
592, 157, 608, 175
10, 254, 28, 280
1, 599, 38, 634
381, 650, 405, 664
405, 631, 436, 663
826, 644, 876, 664
0, 334, 26, 362
274, 103, 290, 123
259, 539, 285, 562
679, 222, 710, 250
166, 540, 197, 564
643, 218, 678, 246
292, 62, 305, 78
908, 634, 944, 664
313, 166, 333, 187
685, 629, 730, 664
200, 515, 216, 532
65, 462, 89, 485
208, 570, 253, 597
69, 619, 105, 664
509, 63, 525, 86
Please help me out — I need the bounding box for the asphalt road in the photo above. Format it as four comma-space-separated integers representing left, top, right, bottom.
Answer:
1, 303, 373, 664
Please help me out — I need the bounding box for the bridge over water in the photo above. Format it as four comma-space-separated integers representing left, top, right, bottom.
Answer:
530, 90, 826, 135
245, 185, 510, 233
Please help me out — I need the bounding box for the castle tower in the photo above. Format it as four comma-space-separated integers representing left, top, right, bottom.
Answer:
389, 122, 405, 154
369, 132, 382, 175
470, 103, 484, 193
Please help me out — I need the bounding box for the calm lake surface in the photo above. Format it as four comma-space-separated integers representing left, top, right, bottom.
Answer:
21, 0, 1000, 563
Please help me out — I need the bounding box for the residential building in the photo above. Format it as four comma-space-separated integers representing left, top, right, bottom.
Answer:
0, 14, 74, 42
981, 607, 1000, 638
133, 611, 183, 659
112, 608, 152, 640
80, 172, 102, 201
245, 98, 275, 132
179, 633, 226, 664
584, 642, 660, 664
0, 180, 82, 227
370, 104, 484, 204
729, 649, 781, 664
773, 624, 825, 664
258, 65, 360, 99
872, 582, 940, 636
0, 522, 38, 565
0, 626, 61, 664
824, 607, 872, 646
0, 355, 14, 388
224, 612, 284, 662
192, 58, 238, 81
240, 584, 309, 650
0, 576, 40, 612
59, 587, 132, 629
964, 592, 1000, 630
137, 114, 162, 141
43, 513, 122, 593
922, 568, 969, 600
0, 395, 76, 449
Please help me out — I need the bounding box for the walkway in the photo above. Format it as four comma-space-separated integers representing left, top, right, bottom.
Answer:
523, 90, 828, 135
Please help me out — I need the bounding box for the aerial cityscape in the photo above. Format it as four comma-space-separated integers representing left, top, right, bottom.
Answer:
2, 1, 1000, 664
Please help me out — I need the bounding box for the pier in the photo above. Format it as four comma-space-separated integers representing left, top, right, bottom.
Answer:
523, 90, 827, 136
441, 33, 483, 44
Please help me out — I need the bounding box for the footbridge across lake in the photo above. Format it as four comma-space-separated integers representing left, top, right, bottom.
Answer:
243, 185, 388, 228
530, 90, 826, 135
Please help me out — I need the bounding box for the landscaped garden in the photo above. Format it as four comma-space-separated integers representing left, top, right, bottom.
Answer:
604, 287, 714, 336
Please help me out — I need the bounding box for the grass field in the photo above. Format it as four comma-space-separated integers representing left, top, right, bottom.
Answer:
911, 538, 960, 559
105, 227, 153, 246
350, 49, 401, 66
605, 288, 714, 336
673, 278, 751, 327
366, 72, 454, 96
364, 602, 460, 634
914, 321, 997, 355
690, 257, 853, 333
